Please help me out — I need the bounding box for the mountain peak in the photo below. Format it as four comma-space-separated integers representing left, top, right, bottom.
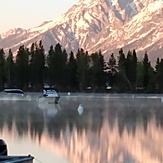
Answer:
0, 28, 26, 40
78, 0, 107, 6
79, 0, 97, 4
0, 0, 163, 65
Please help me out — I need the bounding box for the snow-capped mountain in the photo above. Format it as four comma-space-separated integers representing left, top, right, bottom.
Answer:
0, 28, 26, 40
0, 0, 163, 64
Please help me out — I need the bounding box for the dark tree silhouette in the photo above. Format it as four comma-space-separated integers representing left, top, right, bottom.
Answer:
5, 49, 15, 87
0, 48, 5, 90
15, 45, 29, 90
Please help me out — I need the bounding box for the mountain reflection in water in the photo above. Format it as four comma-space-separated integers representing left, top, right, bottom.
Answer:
0, 95, 163, 163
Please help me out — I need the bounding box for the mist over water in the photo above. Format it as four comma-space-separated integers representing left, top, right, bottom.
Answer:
0, 93, 163, 163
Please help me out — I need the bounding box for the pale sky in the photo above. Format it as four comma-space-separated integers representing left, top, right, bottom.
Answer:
0, 0, 79, 33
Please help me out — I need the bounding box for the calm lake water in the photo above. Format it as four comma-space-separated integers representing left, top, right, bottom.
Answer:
0, 93, 163, 163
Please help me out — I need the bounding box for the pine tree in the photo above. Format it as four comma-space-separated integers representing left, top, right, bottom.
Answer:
61, 48, 68, 87
76, 48, 89, 91
97, 50, 107, 89
125, 50, 137, 92
143, 52, 150, 90
0, 48, 5, 90
47, 45, 55, 86
116, 48, 128, 92
146, 66, 156, 93
118, 48, 126, 71
155, 58, 160, 73
125, 50, 133, 91
29, 42, 35, 89
155, 57, 160, 92
54, 43, 67, 89
107, 53, 117, 88
67, 51, 77, 90
88, 52, 99, 91
5, 49, 15, 87
29, 41, 45, 90
136, 62, 144, 91
37, 40, 45, 88
143, 52, 156, 93
47, 43, 68, 89
15, 45, 29, 89
156, 59, 163, 92
132, 49, 137, 92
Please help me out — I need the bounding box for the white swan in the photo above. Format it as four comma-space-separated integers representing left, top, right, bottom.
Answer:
77, 104, 84, 115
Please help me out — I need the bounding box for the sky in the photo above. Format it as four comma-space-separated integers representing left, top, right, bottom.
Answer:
0, 0, 79, 33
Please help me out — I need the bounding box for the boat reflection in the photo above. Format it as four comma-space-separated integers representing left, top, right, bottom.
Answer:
0, 97, 163, 163
37, 101, 61, 118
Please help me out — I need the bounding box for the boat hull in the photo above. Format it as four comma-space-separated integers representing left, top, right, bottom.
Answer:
0, 93, 33, 101
0, 155, 34, 163
38, 96, 60, 104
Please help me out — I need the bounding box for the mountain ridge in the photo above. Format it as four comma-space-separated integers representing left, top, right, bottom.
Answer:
0, 0, 162, 65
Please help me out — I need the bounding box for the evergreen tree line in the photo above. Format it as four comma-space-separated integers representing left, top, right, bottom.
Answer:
0, 40, 163, 93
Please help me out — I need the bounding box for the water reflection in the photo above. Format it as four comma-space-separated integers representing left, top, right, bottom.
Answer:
0, 96, 163, 163
38, 101, 61, 118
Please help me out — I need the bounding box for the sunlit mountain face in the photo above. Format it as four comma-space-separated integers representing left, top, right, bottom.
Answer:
0, 0, 163, 64
0, 96, 163, 163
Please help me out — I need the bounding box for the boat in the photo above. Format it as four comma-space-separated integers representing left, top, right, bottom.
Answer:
4, 89, 24, 96
39, 87, 60, 104
0, 89, 32, 101
0, 139, 34, 163
0, 88, 24, 101
0, 155, 34, 163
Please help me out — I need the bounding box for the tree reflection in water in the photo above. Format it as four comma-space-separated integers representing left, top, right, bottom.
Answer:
0, 97, 163, 163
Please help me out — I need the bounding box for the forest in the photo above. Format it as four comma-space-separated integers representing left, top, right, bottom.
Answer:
0, 40, 163, 93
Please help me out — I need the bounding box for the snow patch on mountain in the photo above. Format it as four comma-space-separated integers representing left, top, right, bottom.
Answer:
0, 28, 26, 39
0, 0, 163, 65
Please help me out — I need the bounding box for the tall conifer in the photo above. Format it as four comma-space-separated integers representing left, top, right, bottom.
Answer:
0, 48, 5, 90
5, 49, 15, 87
15, 45, 29, 89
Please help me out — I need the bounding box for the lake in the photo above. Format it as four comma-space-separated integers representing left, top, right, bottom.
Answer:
0, 93, 163, 163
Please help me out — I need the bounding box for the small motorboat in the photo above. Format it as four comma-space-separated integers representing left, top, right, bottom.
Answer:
0, 89, 33, 101
0, 155, 34, 163
39, 87, 60, 104
0, 89, 25, 101
4, 88, 24, 96
0, 139, 34, 163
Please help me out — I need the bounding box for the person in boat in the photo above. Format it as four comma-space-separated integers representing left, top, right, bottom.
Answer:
42, 88, 60, 104
43, 89, 47, 97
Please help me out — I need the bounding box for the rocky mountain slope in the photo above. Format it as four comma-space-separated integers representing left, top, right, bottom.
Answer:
0, 0, 162, 64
